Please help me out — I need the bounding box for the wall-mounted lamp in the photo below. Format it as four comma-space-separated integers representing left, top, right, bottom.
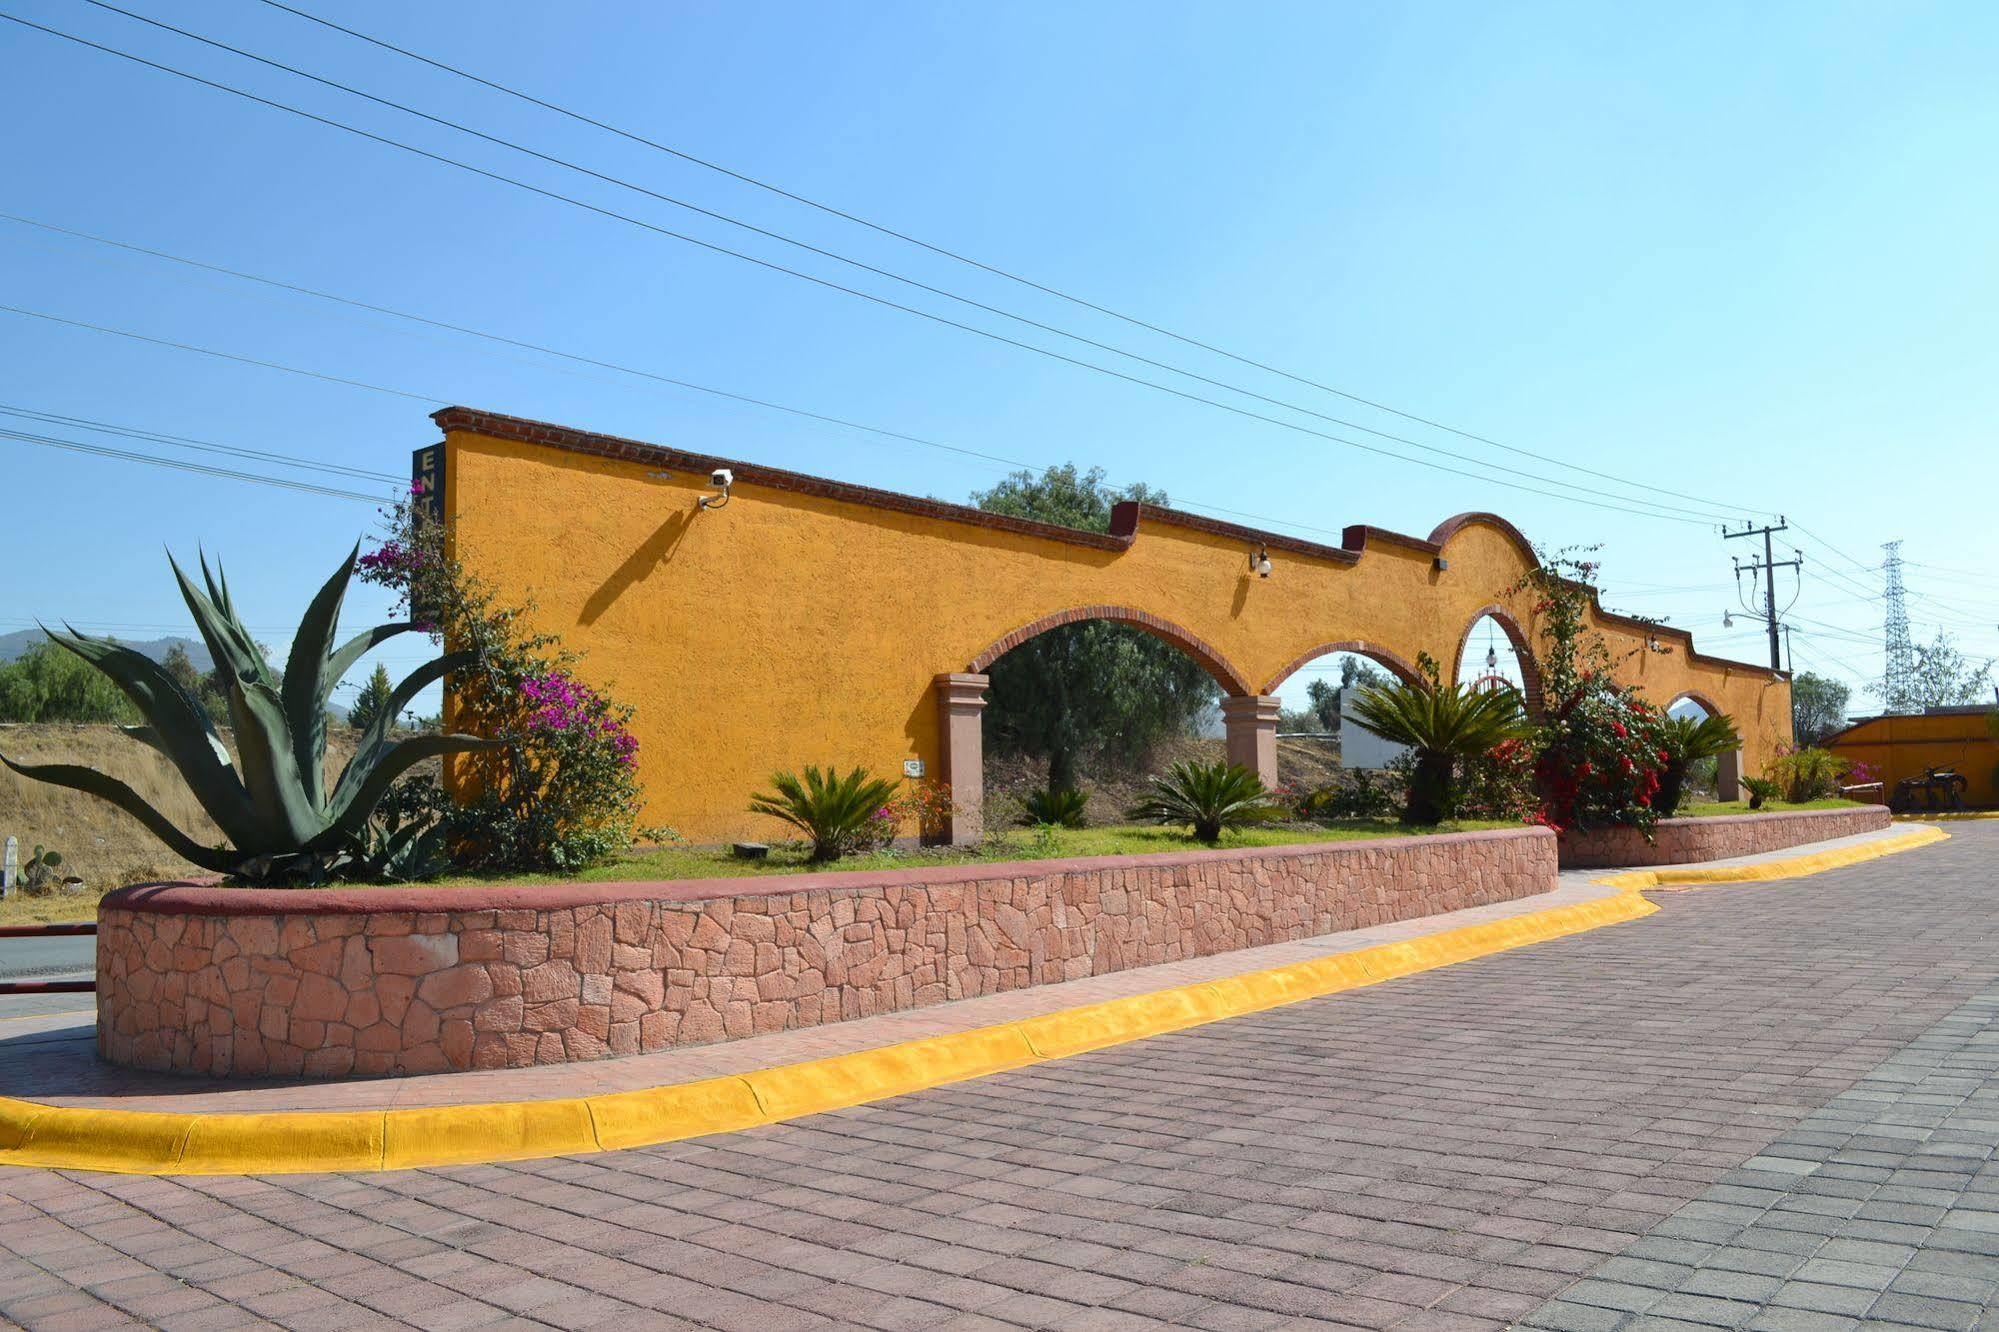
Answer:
1433, 556, 1450, 572
1249, 546, 1272, 579
699, 467, 734, 511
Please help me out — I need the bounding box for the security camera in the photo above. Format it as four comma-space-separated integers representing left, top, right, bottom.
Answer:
699, 467, 734, 511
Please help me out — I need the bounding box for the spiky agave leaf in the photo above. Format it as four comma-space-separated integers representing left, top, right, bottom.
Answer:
281, 542, 360, 810
317, 732, 502, 851
169, 552, 270, 694
325, 651, 480, 819
222, 671, 332, 850
44, 625, 258, 844
0, 752, 237, 873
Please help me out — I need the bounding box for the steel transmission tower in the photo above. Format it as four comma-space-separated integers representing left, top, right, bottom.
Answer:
1880, 540, 1916, 713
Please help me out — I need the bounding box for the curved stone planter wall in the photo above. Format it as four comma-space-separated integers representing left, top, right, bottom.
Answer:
97, 827, 1557, 1078
1556, 805, 1890, 869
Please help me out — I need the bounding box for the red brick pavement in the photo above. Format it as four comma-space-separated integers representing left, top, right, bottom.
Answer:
1, 824, 1991, 1331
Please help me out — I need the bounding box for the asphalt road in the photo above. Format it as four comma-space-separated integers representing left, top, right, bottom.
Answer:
0, 934, 92, 981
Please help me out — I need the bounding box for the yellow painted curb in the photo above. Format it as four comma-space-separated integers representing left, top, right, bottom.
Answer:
1894, 810, 1999, 822
0, 823, 1946, 1177
1593, 824, 1948, 891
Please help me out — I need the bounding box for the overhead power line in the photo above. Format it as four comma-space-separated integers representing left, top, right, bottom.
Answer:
249, 0, 1783, 525
0, 401, 402, 483
0, 424, 388, 502
2, 8, 1736, 528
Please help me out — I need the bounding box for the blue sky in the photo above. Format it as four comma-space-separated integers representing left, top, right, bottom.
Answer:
4, 0, 1997, 716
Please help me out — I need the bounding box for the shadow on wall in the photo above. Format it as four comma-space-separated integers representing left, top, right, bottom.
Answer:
582, 508, 697, 625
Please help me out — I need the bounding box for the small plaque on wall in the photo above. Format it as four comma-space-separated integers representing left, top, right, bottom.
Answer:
903, 759, 925, 778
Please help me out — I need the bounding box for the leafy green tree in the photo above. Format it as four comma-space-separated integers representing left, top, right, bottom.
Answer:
970, 466, 1217, 788
1789, 671, 1850, 747
1305, 678, 1340, 730
347, 662, 395, 735
0, 641, 137, 722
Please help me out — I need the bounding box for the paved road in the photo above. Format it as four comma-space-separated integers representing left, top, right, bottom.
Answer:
3, 824, 1995, 1331
0, 934, 92, 981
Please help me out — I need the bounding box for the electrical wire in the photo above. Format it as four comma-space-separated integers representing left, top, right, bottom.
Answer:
0, 402, 402, 483
249, 0, 1785, 525
0, 9, 1738, 528
0, 424, 390, 502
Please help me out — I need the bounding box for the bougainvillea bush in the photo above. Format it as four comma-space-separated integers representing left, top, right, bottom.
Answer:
361, 483, 659, 872
1512, 549, 1672, 838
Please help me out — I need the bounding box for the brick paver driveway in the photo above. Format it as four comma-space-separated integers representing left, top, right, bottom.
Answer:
4, 824, 1995, 1331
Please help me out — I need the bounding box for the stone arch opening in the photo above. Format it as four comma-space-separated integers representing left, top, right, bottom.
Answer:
1663, 689, 1743, 803
1261, 642, 1424, 791
939, 606, 1256, 844
1451, 606, 1545, 719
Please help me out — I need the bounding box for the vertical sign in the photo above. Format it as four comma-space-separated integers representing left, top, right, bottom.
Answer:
410, 445, 446, 627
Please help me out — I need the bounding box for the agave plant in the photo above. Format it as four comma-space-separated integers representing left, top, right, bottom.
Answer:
1657, 712, 1742, 815
1348, 680, 1531, 825
1017, 784, 1088, 829
1126, 759, 1275, 844
748, 765, 902, 862
0, 546, 500, 884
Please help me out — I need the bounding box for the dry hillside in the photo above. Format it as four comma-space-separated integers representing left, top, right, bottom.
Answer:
0, 724, 361, 890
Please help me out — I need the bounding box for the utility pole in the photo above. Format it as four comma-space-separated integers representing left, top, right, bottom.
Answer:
1723, 518, 1803, 672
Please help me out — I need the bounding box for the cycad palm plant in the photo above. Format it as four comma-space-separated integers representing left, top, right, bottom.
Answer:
1657, 712, 1742, 814
1017, 785, 1088, 829
0, 546, 499, 883
1348, 680, 1531, 825
748, 765, 902, 861
1126, 759, 1274, 843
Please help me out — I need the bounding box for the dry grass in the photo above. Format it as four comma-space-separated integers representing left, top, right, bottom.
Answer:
0, 723, 360, 901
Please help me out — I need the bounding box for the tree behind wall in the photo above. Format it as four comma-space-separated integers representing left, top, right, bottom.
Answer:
347, 663, 395, 736
1867, 631, 1994, 714
971, 466, 1218, 788
0, 642, 136, 722
1790, 671, 1851, 747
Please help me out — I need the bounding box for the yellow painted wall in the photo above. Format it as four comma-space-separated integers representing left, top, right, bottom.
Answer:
1828, 711, 1999, 807
443, 425, 1793, 843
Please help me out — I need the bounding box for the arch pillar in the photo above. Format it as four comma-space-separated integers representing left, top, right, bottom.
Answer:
934, 673, 989, 845
1717, 747, 1743, 803
1222, 695, 1282, 789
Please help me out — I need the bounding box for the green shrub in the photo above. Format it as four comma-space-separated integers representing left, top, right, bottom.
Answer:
1017, 785, 1088, 828
1768, 746, 1846, 803
1126, 760, 1275, 843
1742, 776, 1781, 810
749, 765, 903, 862
0, 641, 136, 723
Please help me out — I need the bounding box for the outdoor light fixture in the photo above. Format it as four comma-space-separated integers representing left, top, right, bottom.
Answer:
699, 467, 734, 511
1250, 546, 1272, 579
1722, 610, 1734, 628
1485, 644, 1499, 671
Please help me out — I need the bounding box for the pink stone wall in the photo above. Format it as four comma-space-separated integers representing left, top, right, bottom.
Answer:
97, 827, 1556, 1078
1556, 805, 1890, 869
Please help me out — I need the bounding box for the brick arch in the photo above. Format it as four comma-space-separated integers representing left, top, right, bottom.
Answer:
968, 605, 1254, 697
1663, 689, 1726, 718
1261, 640, 1423, 696
1453, 605, 1546, 718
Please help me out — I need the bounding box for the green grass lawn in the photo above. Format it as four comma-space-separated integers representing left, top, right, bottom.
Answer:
0, 819, 1518, 920
442, 819, 1521, 887
1675, 797, 1868, 818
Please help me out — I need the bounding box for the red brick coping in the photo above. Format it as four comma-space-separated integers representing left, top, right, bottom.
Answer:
96, 827, 1556, 1079
1556, 805, 1890, 869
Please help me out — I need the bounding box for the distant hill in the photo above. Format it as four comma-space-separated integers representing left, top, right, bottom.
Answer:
0, 630, 213, 672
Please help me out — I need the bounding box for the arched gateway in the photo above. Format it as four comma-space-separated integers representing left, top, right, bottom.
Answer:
429, 409, 1792, 843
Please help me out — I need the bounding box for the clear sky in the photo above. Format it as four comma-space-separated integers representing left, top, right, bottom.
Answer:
5, 0, 1997, 717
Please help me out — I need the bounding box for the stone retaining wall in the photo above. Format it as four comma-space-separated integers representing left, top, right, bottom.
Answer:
1556, 805, 1890, 869
96, 828, 1556, 1078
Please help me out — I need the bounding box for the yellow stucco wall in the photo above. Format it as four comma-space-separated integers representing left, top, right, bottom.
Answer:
440, 417, 1792, 843
1828, 711, 1999, 807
